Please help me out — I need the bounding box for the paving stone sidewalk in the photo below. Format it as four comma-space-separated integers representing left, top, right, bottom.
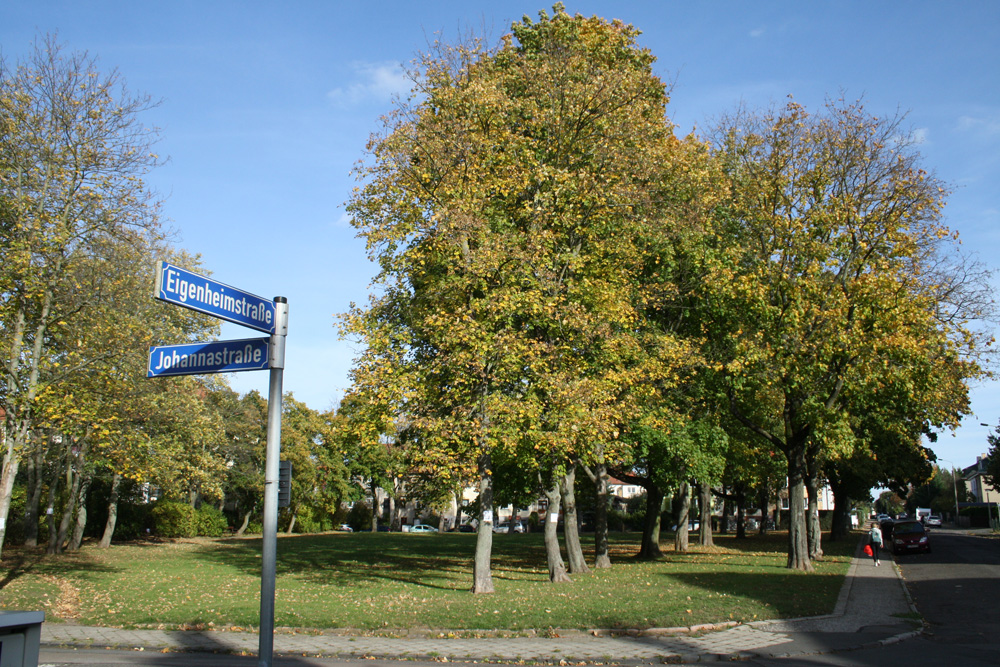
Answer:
39, 539, 922, 663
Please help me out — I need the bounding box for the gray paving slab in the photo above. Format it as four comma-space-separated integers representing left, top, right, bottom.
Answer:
38, 537, 922, 663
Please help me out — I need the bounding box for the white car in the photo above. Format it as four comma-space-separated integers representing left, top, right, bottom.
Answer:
926, 515, 942, 527
492, 521, 525, 534
409, 524, 438, 533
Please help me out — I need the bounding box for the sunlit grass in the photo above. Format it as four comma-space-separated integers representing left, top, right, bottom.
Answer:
0, 530, 854, 631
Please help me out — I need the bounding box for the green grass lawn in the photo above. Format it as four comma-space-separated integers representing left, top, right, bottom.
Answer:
0, 530, 855, 632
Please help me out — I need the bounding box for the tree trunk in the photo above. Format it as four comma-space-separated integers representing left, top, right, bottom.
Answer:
45, 439, 70, 555
235, 509, 252, 537
24, 443, 46, 547
806, 451, 823, 560
0, 449, 20, 557
286, 509, 297, 535
758, 486, 770, 536
591, 461, 611, 568
698, 482, 714, 547
56, 467, 81, 553
561, 464, 589, 574
542, 475, 571, 583
786, 444, 813, 571
389, 492, 399, 531
673, 482, 691, 553
719, 490, 731, 535
829, 479, 851, 541
1, 290, 56, 560
472, 452, 495, 593
637, 485, 664, 559
370, 480, 379, 533
735, 485, 747, 539
68, 471, 92, 551
56, 440, 89, 553
99, 472, 122, 548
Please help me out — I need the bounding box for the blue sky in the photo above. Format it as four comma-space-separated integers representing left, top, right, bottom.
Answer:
3, 1, 998, 471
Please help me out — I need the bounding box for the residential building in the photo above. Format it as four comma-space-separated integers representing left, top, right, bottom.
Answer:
963, 454, 1000, 504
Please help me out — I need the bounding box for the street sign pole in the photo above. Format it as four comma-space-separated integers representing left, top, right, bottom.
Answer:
258, 297, 288, 667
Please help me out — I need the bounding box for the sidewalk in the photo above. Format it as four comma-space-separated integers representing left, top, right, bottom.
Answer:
40, 539, 922, 664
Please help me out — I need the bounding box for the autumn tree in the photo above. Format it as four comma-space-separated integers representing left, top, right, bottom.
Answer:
343, 5, 687, 591
0, 37, 172, 556
705, 98, 987, 571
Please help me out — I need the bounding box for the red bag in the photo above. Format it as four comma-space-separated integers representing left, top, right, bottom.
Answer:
863, 544, 873, 557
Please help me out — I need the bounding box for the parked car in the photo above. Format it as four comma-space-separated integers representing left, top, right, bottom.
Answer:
891, 520, 931, 555
336, 523, 353, 532
876, 513, 891, 523
409, 524, 438, 533
492, 521, 525, 534
926, 515, 942, 527
456, 523, 476, 533
671, 520, 700, 532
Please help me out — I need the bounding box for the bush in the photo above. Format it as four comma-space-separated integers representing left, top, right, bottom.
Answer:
346, 501, 372, 531
294, 506, 334, 534
151, 501, 197, 538
111, 501, 155, 541
196, 505, 228, 537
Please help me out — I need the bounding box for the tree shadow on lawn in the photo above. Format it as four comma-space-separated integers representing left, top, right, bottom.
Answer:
0, 546, 120, 591
193, 532, 552, 590
657, 569, 845, 620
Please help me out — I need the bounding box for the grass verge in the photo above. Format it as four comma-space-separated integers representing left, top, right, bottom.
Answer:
0, 530, 855, 632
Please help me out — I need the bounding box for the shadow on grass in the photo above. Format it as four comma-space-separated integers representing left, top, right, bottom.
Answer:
659, 569, 844, 619
0, 553, 37, 591
193, 532, 554, 590
0, 545, 121, 589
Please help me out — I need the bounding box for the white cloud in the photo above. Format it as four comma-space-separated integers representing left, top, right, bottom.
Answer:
327, 61, 410, 107
332, 210, 352, 229
957, 114, 1000, 139
912, 127, 929, 144
749, 28, 765, 38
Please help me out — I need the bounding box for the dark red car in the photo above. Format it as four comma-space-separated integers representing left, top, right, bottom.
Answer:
891, 520, 931, 555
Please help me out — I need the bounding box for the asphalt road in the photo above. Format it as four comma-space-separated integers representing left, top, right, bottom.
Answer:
743, 527, 1000, 667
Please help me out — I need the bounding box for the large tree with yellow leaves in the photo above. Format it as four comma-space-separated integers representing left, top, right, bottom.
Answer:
343, 5, 700, 592
706, 99, 988, 571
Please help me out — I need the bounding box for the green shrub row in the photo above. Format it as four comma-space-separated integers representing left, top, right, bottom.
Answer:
151, 501, 228, 538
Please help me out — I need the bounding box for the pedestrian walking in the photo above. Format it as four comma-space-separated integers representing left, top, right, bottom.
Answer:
869, 521, 883, 566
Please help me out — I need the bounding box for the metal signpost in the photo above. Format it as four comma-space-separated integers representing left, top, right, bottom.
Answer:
150, 263, 286, 667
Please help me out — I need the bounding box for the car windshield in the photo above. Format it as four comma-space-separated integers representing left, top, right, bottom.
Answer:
895, 522, 925, 535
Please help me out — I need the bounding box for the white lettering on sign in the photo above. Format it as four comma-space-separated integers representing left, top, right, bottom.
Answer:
162, 267, 274, 328
152, 342, 264, 372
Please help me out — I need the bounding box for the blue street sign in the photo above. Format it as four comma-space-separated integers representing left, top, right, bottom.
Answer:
148, 337, 270, 378
154, 261, 276, 334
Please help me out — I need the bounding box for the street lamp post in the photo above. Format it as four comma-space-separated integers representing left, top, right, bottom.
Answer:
939, 458, 960, 527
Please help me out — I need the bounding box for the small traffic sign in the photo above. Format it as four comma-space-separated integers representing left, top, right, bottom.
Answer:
148, 337, 270, 377
154, 261, 277, 334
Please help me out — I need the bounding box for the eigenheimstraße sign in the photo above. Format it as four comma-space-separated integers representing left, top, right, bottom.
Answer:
154, 261, 276, 334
